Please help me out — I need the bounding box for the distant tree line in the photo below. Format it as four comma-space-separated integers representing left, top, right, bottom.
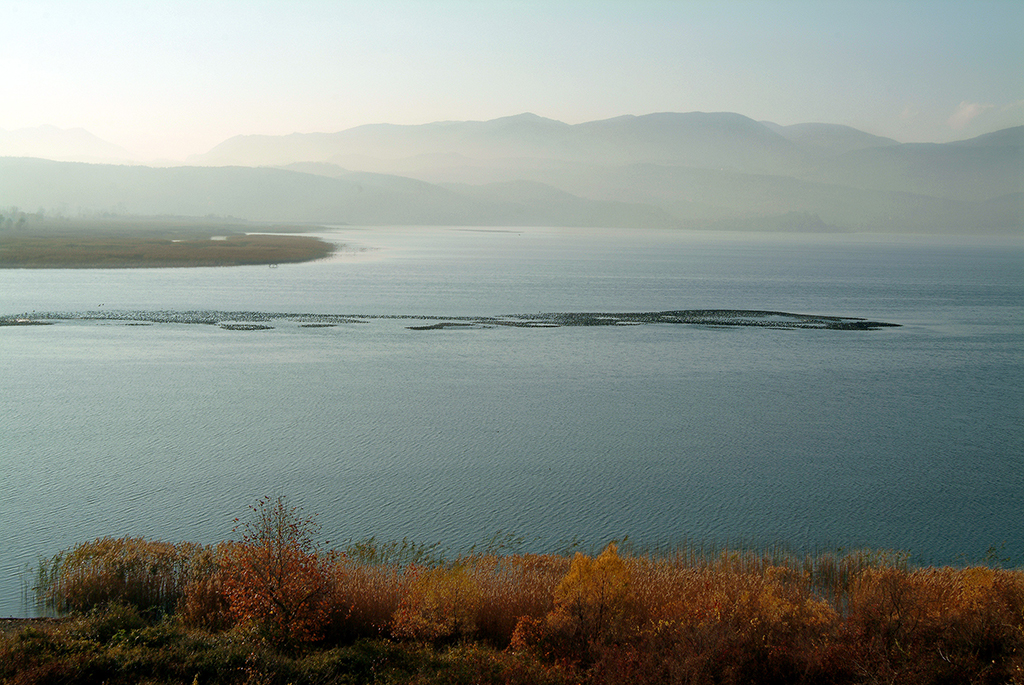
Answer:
0, 207, 46, 230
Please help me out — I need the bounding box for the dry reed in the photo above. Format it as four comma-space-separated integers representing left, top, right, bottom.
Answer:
32, 530, 1023, 684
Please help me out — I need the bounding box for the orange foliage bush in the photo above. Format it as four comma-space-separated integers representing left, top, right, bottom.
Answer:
841, 566, 1024, 683
510, 549, 1024, 684
221, 496, 333, 647
326, 558, 405, 641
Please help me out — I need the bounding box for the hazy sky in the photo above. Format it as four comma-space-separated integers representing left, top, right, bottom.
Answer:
3, 0, 1022, 160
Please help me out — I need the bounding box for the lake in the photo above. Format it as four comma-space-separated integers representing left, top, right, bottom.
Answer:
1, 226, 1022, 616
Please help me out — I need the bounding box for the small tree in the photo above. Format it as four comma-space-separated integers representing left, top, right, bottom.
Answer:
546, 542, 636, 652
223, 496, 332, 647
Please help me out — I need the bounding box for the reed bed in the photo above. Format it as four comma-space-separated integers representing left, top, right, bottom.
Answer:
34, 537, 206, 616
18, 531, 1022, 684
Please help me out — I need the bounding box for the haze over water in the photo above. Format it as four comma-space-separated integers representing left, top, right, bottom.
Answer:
2, 226, 1021, 617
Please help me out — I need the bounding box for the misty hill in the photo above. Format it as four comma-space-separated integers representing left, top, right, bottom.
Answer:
801, 126, 1024, 203
760, 121, 901, 155
0, 157, 679, 228
187, 113, 1021, 232
275, 144, 1020, 233
193, 112, 808, 174
0, 125, 132, 163
3, 113, 1021, 233
505, 163, 996, 232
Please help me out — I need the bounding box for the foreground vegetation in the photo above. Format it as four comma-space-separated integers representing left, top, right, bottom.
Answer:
7, 498, 1022, 684
0, 217, 334, 267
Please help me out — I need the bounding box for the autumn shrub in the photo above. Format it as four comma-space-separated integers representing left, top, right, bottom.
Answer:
313, 535, 446, 643
221, 496, 333, 648
392, 563, 483, 642
514, 543, 638, 662
572, 553, 853, 684
326, 549, 566, 648
948, 567, 1024, 655
714, 566, 841, 683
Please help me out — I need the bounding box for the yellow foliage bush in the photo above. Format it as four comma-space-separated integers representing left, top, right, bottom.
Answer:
546, 543, 636, 649
392, 564, 482, 642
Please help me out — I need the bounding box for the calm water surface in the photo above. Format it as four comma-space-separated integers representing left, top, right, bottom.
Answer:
1, 227, 1022, 616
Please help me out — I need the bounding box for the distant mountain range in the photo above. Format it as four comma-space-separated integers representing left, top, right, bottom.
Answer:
0, 125, 134, 163
2, 113, 1021, 233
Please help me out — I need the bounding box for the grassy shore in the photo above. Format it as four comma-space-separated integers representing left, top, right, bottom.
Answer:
8, 499, 1022, 684
0, 219, 334, 268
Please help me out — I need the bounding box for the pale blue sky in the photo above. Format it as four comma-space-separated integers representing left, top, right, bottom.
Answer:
2, 0, 1022, 160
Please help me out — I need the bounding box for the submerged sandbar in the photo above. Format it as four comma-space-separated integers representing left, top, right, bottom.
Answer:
0, 309, 901, 330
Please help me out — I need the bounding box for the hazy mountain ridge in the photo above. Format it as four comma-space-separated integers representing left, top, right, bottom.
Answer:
760, 121, 901, 155
0, 125, 134, 163
2, 114, 1020, 233
194, 112, 808, 174
799, 129, 1024, 203
0, 157, 681, 229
